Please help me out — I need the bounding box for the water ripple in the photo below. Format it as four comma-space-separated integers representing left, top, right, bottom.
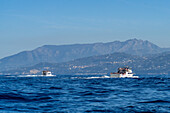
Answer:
0, 75, 169, 112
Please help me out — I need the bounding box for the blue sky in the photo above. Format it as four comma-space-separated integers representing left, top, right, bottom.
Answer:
0, 0, 170, 58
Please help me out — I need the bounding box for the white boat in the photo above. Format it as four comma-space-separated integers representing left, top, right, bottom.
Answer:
110, 67, 139, 78
42, 70, 55, 76
17, 71, 55, 77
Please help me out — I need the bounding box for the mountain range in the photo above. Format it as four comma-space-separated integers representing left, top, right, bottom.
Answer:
0, 39, 170, 72
1, 52, 170, 75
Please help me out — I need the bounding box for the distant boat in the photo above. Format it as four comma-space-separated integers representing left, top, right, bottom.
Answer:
110, 67, 139, 78
42, 70, 55, 76
17, 70, 55, 77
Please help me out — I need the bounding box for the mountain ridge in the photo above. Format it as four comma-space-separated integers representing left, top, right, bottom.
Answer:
1, 52, 169, 75
0, 39, 169, 71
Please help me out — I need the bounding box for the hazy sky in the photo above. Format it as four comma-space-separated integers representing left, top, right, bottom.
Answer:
0, 0, 170, 58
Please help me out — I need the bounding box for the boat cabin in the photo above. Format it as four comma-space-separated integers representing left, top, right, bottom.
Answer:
42, 71, 52, 76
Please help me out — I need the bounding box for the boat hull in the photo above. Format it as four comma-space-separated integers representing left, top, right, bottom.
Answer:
110, 73, 138, 78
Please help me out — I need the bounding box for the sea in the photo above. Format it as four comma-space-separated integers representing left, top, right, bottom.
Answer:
0, 74, 169, 113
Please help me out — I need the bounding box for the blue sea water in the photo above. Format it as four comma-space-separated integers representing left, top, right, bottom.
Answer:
0, 75, 169, 112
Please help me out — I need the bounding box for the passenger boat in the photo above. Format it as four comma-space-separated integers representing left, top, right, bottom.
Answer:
42, 70, 55, 76
110, 67, 139, 78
